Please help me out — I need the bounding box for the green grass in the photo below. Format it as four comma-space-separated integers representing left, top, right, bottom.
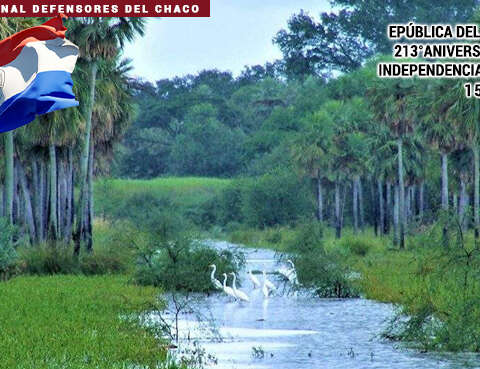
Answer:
95, 177, 230, 206
0, 275, 176, 369
94, 177, 231, 228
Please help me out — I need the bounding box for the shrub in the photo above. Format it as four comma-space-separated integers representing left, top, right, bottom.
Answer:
132, 211, 243, 292
240, 170, 314, 228
283, 222, 358, 298
216, 180, 244, 225
18, 221, 134, 276
294, 250, 359, 298
339, 235, 373, 256
0, 218, 17, 279
135, 241, 243, 293
284, 221, 324, 254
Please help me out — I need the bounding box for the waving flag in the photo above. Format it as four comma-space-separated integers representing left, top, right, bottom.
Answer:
0, 16, 79, 132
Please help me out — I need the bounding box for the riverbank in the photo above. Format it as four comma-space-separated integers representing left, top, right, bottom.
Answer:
0, 275, 184, 368
220, 225, 480, 353
93, 176, 480, 353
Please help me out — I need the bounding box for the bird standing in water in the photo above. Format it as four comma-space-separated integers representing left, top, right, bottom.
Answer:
248, 270, 261, 289
222, 273, 237, 301
209, 264, 223, 290
230, 272, 250, 302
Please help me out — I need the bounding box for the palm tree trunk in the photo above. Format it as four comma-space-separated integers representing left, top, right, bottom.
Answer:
58, 155, 65, 240
459, 177, 468, 231
394, 184, 399, 246
0, 185, 3, 217
397, 138, 406, 249
4, 131, 14, 224
48, 144, 58, 240
405, 186, 411, 224
386, 181, 391, 234
412, 185, 417, 217
353, 177, 359, 233
13, 166, 19, 225
441, 152, 449, 211
370, 180, 378, 236
32, 158, 42, 243
86, 140, 94, 252
17, 160, 36, 242
317, 177, 323, 222
474, 145, 480, 239
378, 179, 385, 235
65, 148, 74, 243
75, 61, 98, 255
40, 159, 47, 242
335, 181, 341, 239
419, 180, 425, 220
358, 177, 364, 229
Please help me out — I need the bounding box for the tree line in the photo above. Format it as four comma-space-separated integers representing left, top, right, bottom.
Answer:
0, 18, 145, 253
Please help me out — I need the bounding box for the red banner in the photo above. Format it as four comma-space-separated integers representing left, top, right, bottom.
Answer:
0, 0, 210, 17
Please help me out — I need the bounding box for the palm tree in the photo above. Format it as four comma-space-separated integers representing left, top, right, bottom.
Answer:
451, 148, 472, 231
291, 109, 335, 222
67, 17, 145, 254
416, 79, 459, 246
367, 125, 397, 237
448, 80, 480, 239
368, 78, 416, 249
0, 19, 38, 225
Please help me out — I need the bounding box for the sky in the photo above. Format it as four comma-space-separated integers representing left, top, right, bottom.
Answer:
123, 0, 332, 82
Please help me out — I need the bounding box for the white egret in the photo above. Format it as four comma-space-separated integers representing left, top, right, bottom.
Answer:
263, 270, 276, 291
222, 273, 237, 300
262, 278, 271, 299
286, 260, 299, 285
209, 264, 223, 290
277, 264, 292, 280
277, 260, 299, 285
230, 272, 250, 302
248, 270, 261, 289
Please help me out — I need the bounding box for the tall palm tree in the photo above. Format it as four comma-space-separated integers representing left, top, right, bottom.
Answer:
368, 78, 416, 249
0, 18, 39, 225
448, 80, 480, 239
417, 80, 459, 210
67, 17, 145, 254
416, 79, 459, 246
291, 109, 335, 222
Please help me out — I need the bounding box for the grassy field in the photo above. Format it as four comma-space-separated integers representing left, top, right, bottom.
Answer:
95, 177, 230, 204
0, 275, 178, 369
94, 177, 231, 224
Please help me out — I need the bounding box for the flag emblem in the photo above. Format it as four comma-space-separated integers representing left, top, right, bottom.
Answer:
0, 16, 79, 132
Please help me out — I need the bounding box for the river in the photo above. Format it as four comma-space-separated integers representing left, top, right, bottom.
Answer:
161, 240, 480, 369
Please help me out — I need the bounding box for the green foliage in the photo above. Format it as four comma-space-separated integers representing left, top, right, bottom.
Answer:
135, 241, 243, 293
338, 235, 375, 256
168, 103, 246, 177
17, 236, 131, 276
95, 177, 230, 229
284, 221, 324, 254
0, 275, 171, 369
131, 210, 243, 292
273, 1, 477, 78
239, 171, 314, 228
285, 222, 359, 298
355, 222, 480, 352
0, 218, 17, 276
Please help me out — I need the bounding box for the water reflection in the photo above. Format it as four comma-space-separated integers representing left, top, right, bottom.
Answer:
165, 241, 480, 369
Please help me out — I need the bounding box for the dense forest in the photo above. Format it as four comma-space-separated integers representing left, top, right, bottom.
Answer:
114, 0, 480, 250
